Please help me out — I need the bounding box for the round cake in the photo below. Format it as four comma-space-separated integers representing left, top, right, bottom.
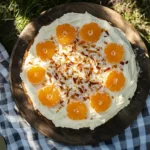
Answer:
20, 12, 139, 130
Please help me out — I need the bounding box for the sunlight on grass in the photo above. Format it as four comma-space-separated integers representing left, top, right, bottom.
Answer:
15, 15, 29, 33
112, 0, 150, 44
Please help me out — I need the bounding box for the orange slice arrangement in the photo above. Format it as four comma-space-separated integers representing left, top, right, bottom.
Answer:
90, 92, 111, 113
79, 22, 102, 43
66, 101, 87, 120
56, 24, 76, 45
38, 85, 60, 107
25, 22, 128, 118
26, 65, 46, 84
36, 41, 56, 61
104, 43, 124, 64
105, 70, 125, 92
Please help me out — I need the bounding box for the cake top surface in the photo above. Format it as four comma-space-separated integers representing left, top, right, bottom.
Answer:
20, 12, 139, 130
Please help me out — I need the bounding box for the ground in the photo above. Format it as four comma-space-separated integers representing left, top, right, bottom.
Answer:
0, 0, 150, 55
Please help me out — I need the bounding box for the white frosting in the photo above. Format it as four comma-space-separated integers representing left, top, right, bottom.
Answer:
20, 12, 139, 130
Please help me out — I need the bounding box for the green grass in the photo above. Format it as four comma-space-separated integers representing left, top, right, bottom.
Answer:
112, 0, 150, 50
0, 0, 150, 55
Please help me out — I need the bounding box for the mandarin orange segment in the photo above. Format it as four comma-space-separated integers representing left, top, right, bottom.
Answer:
38, 85, 60, 107
66, 101, 87, 120
79, 22, 102, 43
105, 70, 125, 92
90, 92, 111, 113
104, 43, 124, 64
36, 41, 56, 61
56, 24, 76, 45
26, 66, 46, 84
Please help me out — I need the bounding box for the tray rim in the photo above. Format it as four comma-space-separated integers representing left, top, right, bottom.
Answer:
9, 2, 150, 145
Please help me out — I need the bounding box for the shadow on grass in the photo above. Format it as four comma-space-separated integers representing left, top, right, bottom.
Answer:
0, 20, 18, 55
135, 0, 150, 51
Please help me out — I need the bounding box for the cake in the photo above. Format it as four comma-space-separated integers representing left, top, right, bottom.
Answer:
20, 12, 139, 130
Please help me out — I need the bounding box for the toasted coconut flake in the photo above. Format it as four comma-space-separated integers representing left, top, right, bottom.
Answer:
104, 67, 111, 72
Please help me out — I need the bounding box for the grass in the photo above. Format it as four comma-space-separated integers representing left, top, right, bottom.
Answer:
0, 0, 150, 55
112, 0, 150, 50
